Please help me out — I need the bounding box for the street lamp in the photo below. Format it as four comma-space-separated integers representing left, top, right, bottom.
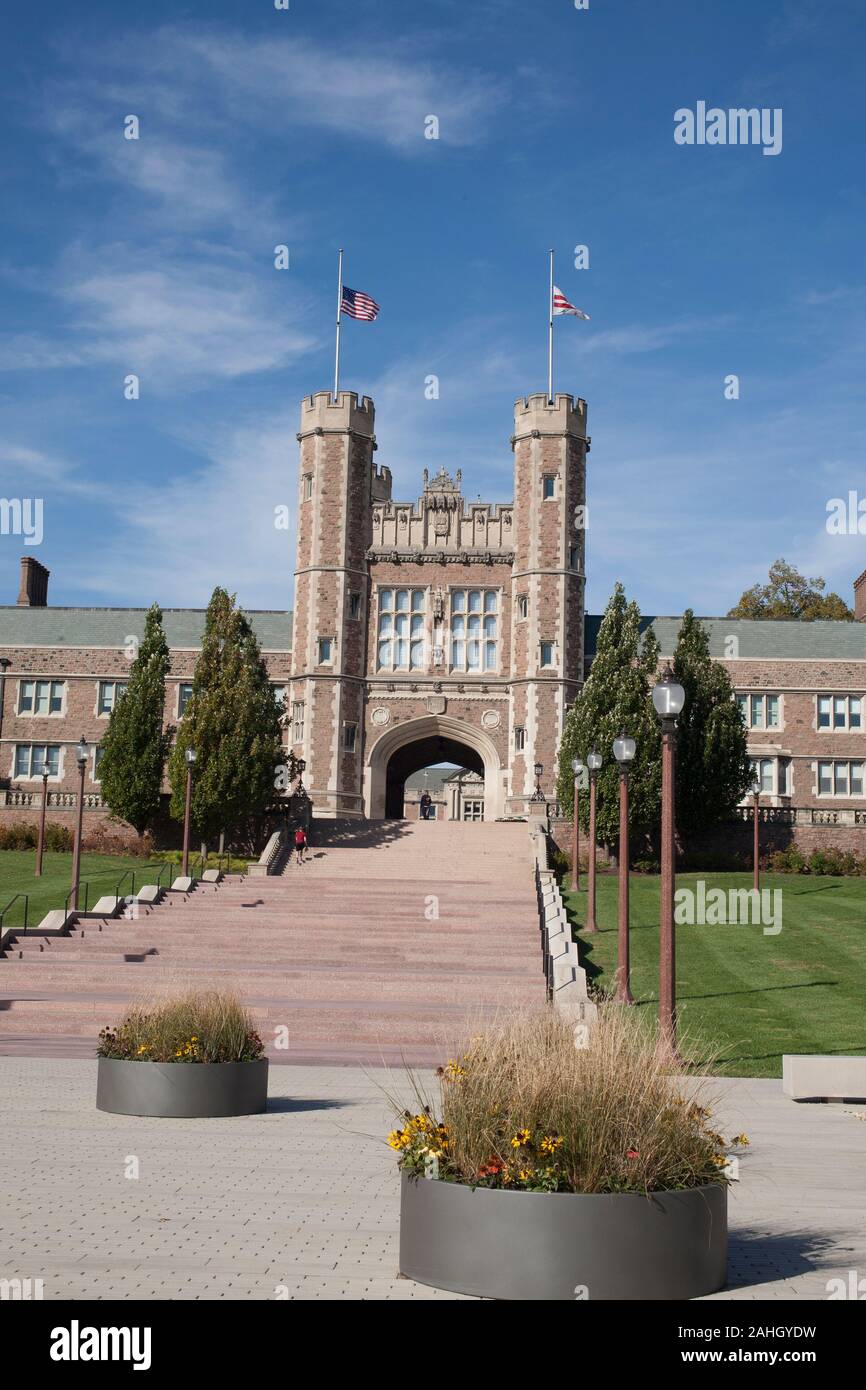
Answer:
571, 757, 585, 891
182, 747, 197, 878
652, 664, 687, 1053
531, 761, 545, 802
612, 730, 636, 1004
586, 749, 603, 933
35, 761, 50, 878
751, 771, 761, 893
70, 736, 88, 911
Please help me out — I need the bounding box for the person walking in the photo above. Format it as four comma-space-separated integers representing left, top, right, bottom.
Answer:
419, 790, 433, 821
294, 825, 308, 864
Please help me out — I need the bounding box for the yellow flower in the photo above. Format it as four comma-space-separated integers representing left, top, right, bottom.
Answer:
518, 1169, 532, 1181
709, 1154, 728, 1168
511, 1129, 531, 1149
388, 1129, 408, 1151
540, 1135, 563, 1154
732, 1134, 750, 1147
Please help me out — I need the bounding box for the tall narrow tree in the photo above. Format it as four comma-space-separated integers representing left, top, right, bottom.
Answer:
672, 610, 752, 835
98, 603, 173, 839
557, 583, 661, 850
168, 588, 283, 845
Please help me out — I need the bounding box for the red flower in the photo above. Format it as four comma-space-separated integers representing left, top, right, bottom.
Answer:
626, 1148, 639, 1160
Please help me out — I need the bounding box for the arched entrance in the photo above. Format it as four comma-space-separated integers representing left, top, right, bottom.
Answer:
365, 715, 505, 820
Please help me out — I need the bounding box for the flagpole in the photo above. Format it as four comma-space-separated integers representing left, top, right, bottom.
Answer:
548, 248, 554, 404
333, 248, 344, 402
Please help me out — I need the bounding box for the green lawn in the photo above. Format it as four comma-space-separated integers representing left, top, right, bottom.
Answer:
563, 871, 866, 1077
0, 850, 166, 931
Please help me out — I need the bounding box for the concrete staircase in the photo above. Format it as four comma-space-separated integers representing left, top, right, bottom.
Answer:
0, 821, 544, 1066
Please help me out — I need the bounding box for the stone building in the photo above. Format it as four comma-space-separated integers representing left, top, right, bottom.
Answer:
1, 386, 865, 847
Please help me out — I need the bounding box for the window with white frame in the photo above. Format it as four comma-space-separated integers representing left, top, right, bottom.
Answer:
542, 475, 556, 500
517, 593, 528, 620
272, 684, 287, 709
569, 545, 580, 570
18, 680, 64, 715
539, 640, 555, 669
514, 726, 526, 752
817, 760, 865, 797
93, 746, 105, 780
736, 692, 781, 729
349, 592, 361, 620
343, 722, 357, 753
749, 757, 778, 794
817, 695, 862, 730
98, 681, 127, 716
317, 637, 333, 665
14, 744, 61, 778
178, 683, 193, 716
377, 588, 427, 671
303, 474, 313, 500
291, 701, 305, 743
449, 589, 498, 673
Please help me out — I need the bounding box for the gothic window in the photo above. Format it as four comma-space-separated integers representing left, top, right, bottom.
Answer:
514, 726, 526, 752
376, 588, 426, 671
349, 592, 361, 620
449, 590, 498, 673
517, 594, 528, 620
343, 723, 357, 753
292, 701, 305, 743
542, 475, 556, 499
540, 640, 555, 669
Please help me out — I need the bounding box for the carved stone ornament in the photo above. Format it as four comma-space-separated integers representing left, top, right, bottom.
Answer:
371, 707, 391, 726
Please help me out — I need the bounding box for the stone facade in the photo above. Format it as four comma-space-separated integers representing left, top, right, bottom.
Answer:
287, 389, 587, 819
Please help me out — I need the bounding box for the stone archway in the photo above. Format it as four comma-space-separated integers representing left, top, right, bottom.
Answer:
365, 715, 505, 820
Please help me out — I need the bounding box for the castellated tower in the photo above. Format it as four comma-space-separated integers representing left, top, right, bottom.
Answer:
508, 393, 588, 811
288, 391, 377, 817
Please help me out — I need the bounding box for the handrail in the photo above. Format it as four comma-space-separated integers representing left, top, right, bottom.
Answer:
112, 868, 137, 901
63, 881, 89, 920
0, 894, 29, 936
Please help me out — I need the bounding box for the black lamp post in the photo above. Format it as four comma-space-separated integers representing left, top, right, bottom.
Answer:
531, 761, 545, 802
70, 737, 88, 910
612, 730, 636, 1004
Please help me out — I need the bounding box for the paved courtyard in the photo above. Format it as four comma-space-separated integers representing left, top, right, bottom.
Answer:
1, 1058, 864, 1301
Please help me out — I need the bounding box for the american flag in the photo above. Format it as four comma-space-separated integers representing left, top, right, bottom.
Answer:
340, 285, 380, 321
553, 285, 590, 320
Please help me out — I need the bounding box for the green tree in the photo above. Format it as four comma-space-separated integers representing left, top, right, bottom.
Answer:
728, 558, 853, 621
168, 587, 284, 844
98, 604, 173, 838
671, 610, 752, 836
557, 583, 661, 849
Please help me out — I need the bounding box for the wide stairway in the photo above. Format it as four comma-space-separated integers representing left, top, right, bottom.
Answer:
0, 821, 544, 1066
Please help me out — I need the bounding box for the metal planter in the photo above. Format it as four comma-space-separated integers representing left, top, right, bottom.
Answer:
399, 1172, 727, 1300
96, 1057, 269, 1118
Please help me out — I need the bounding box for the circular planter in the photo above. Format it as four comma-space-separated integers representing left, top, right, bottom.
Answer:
399, 1172, 726, 1300
96, 1057, 268, 1118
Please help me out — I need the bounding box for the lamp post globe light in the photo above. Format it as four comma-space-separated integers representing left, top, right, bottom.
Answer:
612, 730, 636, 1004
70, 737, 88, 911
585, 750, 603, 933
652, 664, 687, 1054
182, 746, 197, 879
571, 757, 586, 892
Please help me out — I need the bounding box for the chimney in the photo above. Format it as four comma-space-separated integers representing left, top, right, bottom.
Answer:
17, 556, 50, 607
855, 569, 866, 623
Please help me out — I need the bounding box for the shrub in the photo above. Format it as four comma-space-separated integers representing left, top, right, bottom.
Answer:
632, 857, 660, 875
769, 846, 808, 874
0, 822, 38, 850
387, 1007, 747, 1195
44, 823, 74, 852
97, 991, 264, 1064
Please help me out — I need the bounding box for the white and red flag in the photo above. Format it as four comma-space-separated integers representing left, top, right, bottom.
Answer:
553, 286, 590, 320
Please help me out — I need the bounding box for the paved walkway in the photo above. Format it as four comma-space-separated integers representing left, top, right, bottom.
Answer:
1, 1059, 863, 1300
0, 822, 543, 1065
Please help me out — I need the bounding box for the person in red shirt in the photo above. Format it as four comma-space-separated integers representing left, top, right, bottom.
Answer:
294, 826, 308, 864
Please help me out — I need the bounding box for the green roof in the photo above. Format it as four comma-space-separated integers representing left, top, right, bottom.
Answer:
585, 615, 866, 661
0, 607, 293, 651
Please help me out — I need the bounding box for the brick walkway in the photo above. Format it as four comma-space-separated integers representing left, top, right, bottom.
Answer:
0, 1058, 863, 1300
0, 821, 543, 1066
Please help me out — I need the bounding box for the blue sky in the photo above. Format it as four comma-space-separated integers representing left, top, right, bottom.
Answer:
1, 0, 864, 618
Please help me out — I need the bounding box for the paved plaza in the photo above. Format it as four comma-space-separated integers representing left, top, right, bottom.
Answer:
1, 1057, 864, 1301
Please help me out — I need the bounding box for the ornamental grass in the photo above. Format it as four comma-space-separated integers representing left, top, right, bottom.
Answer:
97, 990, 264, 1064
388, 1005, 747, 1195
